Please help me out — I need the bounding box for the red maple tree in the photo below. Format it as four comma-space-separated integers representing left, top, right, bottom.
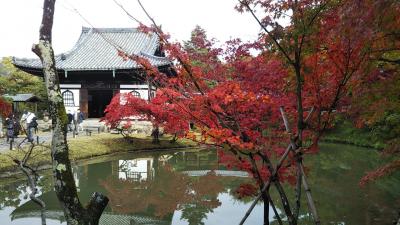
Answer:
104, 0, 399, 224
0, 97, 12, 118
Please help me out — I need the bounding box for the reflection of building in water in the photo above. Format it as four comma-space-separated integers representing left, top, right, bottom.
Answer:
71, 164, 89, 192
118, 158, 153, 181
11, 207, 171, 225
10, 149, 252, 225
72, 166, 80, 192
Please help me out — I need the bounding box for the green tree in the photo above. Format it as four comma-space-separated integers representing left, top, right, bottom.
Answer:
0, 57, 48, 115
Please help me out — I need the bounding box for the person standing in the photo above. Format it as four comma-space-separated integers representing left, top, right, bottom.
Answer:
76, 109, 84, 132
5, 114, 15, 143
67, 110, 74, 132
21, 110, 36, 142
73, 109, 79, 135
20, 110, 29, 130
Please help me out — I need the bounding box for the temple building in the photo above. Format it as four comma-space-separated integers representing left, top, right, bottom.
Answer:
12, 27, 171, 118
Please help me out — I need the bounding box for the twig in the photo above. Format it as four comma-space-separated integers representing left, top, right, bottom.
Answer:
237, 0, 294, 66
112, 0, 141, 24
14, 143, 47, 225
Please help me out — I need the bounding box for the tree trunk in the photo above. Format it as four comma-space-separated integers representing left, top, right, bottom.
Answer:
151, 125, 160, 143
261, 193, 270, 225
33, 0, 108, 224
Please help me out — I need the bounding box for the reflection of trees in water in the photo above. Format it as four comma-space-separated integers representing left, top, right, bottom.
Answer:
4, 146, 398, 224
272, 144, 400, 225
100, 150, 258, 224
0, 182, 24, 209
100, 165, 224, 224
0, 175, 53, 211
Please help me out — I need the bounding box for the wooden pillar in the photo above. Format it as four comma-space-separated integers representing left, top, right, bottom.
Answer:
13, 102, 17, 113
147, 79, 151, 101
113, 89, 119, 96
111, 160, 118, 176
80, 88, 88, 118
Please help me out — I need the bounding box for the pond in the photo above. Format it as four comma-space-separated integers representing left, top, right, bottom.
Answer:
0, 143, 399, 225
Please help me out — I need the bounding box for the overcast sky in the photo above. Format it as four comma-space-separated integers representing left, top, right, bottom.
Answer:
0, 0, 261, 58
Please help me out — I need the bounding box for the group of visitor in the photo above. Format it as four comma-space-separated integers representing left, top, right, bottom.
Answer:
5, 110, 38, 143
4, 109, 85, 143
67, 109, 84, 135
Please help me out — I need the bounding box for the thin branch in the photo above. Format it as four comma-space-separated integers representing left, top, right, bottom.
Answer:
237, 0, 294, 66
14, 143, 47, 225
112, 0, 141, 24
137, 0, 206, 96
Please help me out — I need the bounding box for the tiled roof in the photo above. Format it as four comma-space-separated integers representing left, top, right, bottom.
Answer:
3, 93, 41, 102
12, 27, 170, 71
12, 210, 171, 225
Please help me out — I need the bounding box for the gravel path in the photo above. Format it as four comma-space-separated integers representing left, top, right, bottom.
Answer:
0, 131, 87, 153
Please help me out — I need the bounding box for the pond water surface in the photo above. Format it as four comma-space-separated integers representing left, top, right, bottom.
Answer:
0, 143, 399, 225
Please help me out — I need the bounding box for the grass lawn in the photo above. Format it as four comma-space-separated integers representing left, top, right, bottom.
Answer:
0, 133, 197, 176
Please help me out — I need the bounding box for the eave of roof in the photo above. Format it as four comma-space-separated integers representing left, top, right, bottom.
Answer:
3, 93, 41, 102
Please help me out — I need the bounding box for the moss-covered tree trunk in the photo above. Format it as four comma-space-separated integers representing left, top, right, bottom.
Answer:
32, 0, 108, 224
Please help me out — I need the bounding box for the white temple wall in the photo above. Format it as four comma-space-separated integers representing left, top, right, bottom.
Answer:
58, 83, 155, 116
119, 84, 150, 100
60, 84, 81, 113
118, 158, 153, 181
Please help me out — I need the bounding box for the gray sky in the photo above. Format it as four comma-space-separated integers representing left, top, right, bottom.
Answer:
0, 0, 261, 58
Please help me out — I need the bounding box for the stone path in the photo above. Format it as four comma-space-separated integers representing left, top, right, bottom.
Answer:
0, 118, 108, 153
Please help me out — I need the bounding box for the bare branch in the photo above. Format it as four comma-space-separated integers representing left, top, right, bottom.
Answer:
237, 0, 295, 66
112, 0, 141, 24
13, 143, 47, 225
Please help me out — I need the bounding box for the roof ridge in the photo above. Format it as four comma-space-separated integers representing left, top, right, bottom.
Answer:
82, 27, 139, 33
59, 27, 94, 63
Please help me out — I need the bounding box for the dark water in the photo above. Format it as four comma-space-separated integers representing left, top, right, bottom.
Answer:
0, 143, 399, 225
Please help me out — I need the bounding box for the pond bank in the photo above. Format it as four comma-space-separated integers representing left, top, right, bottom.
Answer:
322, 120, 386, 150
2, 143, 399, 225
0, 133, 197, 179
